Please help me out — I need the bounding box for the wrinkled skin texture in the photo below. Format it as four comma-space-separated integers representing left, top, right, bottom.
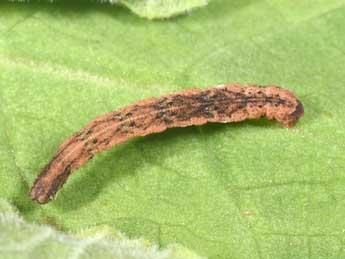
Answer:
30, 84, 304, 204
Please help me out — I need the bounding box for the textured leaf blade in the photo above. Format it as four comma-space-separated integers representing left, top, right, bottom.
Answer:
0, 199, 204, 259
1, 1, 345, 258
117, 0, 209, 19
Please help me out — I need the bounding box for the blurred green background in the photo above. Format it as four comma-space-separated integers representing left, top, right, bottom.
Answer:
1, 0, 345, 258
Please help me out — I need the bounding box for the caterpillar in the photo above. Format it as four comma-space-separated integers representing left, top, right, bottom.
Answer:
30, 84, 304, 204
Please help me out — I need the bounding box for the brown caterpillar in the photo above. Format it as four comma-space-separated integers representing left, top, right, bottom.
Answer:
30, 84, 304, 204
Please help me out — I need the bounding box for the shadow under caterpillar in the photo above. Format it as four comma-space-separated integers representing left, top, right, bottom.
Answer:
30, 84, 304, 204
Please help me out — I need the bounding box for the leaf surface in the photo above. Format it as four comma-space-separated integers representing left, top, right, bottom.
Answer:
1, 1, 345, 258
0, 199, 203, 259
116, 0, 209, 19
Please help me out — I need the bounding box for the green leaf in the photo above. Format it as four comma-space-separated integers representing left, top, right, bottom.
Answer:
9, 0, 209, 19
1, 1, 345, 259
115, 0, 209, 19
0, 199, 204, 259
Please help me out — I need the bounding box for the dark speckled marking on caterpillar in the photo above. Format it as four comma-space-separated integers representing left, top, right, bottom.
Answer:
30, 83, 304, 204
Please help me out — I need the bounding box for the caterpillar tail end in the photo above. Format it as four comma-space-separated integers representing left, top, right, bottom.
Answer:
30, 180, 51, 204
